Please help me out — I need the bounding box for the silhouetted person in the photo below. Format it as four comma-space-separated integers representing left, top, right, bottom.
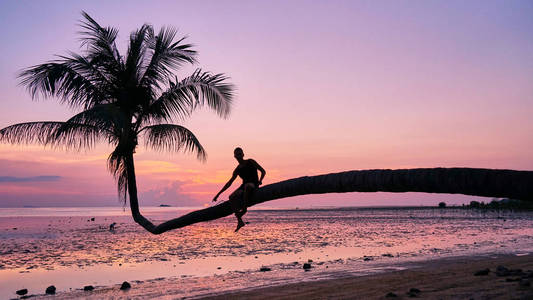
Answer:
213, 147, 266, 232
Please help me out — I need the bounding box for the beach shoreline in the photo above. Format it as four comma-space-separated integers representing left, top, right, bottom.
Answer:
201, 254, 533, 300
3, 208, 532, 299
30, 253, 533, 299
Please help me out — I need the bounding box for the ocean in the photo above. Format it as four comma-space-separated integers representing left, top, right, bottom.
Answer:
1, 206, 532, 298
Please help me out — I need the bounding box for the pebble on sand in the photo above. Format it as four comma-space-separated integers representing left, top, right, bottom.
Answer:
474, 268, 490, 276
83, 285, 94, 291
406, 287, 421, 297
303, 263, 312, 270
45, 285, 56, 295
496, 265, 509, 276
120, 281, 131, 290
16, 289, 28, 295
260, 267, 272, 272
495, 265, 525, 277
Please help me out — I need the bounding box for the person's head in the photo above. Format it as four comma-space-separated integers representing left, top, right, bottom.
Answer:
234, 147, 244, 162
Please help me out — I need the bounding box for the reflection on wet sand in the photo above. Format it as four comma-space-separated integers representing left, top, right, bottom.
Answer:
0, 207, 532, 298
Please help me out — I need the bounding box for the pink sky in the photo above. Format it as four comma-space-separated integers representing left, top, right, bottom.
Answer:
1, 1, 532, 207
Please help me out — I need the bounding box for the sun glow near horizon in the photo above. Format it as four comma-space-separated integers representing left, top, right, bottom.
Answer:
1, 1, 532, 208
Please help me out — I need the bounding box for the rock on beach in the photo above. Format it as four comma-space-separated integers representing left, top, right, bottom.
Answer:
45, 285, 56, 294
474, 268, 490, 276
16, 289, 28, 295
120, 281, 131, 290
406, 287, 421, 297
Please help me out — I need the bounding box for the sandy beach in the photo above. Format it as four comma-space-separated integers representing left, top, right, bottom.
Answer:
2, 207, 533, 299
28, 253, 532, 299
203, 254, 533, 300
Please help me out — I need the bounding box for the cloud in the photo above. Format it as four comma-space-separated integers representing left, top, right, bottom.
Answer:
140, 180, 201, 206
0, 175, 62, 182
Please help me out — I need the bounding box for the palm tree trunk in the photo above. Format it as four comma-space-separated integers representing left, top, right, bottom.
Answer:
127, 167, 533, 235
124, 152, 237, 234
125, 153, 157, 234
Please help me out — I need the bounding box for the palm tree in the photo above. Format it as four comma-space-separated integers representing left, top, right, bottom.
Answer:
0, 12, 234, 233
2, 14, 532, 235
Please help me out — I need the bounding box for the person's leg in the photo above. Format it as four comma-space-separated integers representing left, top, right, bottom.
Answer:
229, 188, 242, 212
234, 183, 256, 232
229, 188, 245, 231
242, 183, 255, 212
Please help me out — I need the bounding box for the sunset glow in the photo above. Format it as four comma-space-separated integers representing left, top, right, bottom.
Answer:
1, 1, 532, 207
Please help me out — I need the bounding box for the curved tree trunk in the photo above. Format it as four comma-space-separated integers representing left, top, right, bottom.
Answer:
125, 165, 533, 234
125, 153, 157, 233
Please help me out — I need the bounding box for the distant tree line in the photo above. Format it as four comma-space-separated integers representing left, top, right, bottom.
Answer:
438, 199, 533, 210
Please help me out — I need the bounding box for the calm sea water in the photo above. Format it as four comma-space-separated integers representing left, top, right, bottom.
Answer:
1, 206, 532, 298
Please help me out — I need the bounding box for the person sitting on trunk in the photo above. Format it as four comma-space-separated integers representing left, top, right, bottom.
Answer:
212, 147, 266, 232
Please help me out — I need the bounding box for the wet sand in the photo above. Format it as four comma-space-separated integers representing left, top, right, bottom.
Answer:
203, 254, 533, 300
35, 254, 533, 299
3, 208, 533, 299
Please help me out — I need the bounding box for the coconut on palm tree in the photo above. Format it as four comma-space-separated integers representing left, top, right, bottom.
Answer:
1, 13, 532, 235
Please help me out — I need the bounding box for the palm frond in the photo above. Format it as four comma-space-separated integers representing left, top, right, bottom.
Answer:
141, 69, 234, 125
18, 59, 107, 109
0, 121, 106, 151
63, 52, 117, 96
52, 121, 111, 150
125, 24, 152, 85
140, 124, 206, 161
65, 103, 126, 138
107, 150, 128, 204
140, 27, 197, 90
78, 11, 123, 73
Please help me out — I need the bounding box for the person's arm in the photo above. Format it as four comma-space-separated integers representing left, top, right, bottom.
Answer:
212, 170, 238, 202
252, 160, 266, 186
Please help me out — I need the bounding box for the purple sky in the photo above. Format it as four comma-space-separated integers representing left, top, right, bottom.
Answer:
0, 1, 532, 207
